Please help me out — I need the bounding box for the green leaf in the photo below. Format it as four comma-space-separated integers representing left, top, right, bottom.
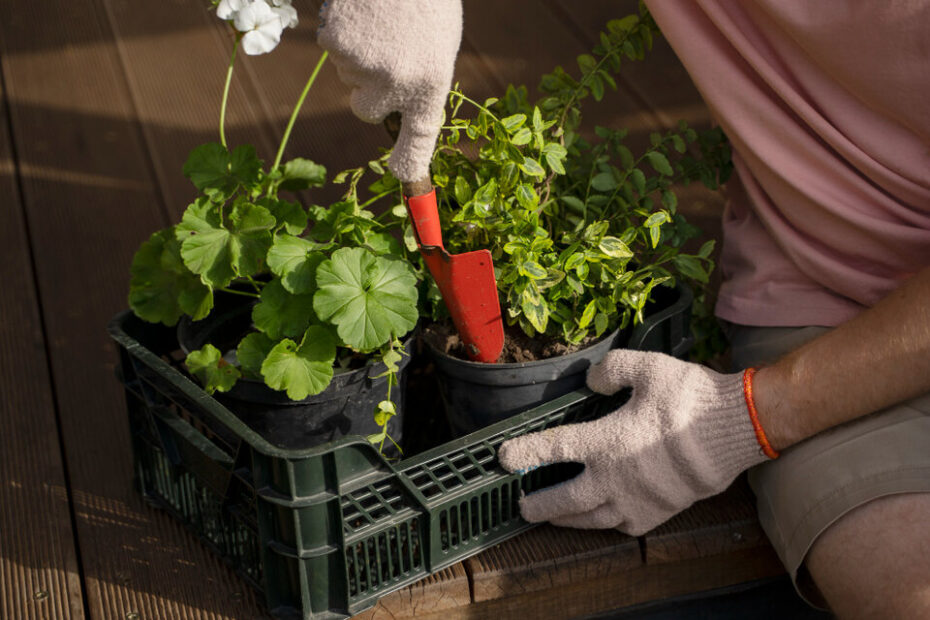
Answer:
520, 288, 549, 333
511, 127, 532, 146
618, 145, 634, 171
237, 332, 274, 379
261, 198, 308, 235
698, 239, 716, 259
543, 144, 567, 174
650, 226, 661, 248
501, 113, 527, 132
261, 326, 336, 400
454, 175, 473, 204
594, 312, 609, 337
380, 348, 404, 374
279, 158, 326, 191
561, 195, 585, 214
186, 344, 241, 394
564, 252, 586, 271
578, 299, 597, 329
519, 157, 545, 178
313, 248, 418, 351
630, 168, 647, 195
252, 278, 315, 340
175, 199, 235, 288
176, 199, 275, 286
267, 235, 326, 294
364, 231, 403, 256
591, 172, 618, 192
646, 151, 674, 176
577, 54, 597, 73
515, 183, 539, 209
673, 254, 710, 283
473, 178, 498, 214
671, 135, 687, 154
226, 201, 276, 276
373, 399, 396, 426
129, 228, 213, 325
522, 260, 547, 279
590, 74, 605, 101
661, 189, 678, 211
598, 236, 633, 259
183, 143, 261, 201
644, 211, 670, 228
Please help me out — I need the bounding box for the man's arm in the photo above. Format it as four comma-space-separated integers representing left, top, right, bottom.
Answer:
756, 265, 930, 450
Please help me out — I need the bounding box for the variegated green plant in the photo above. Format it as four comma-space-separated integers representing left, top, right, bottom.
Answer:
393, 4, 731, 350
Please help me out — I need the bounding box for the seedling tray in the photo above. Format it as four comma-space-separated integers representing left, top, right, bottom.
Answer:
107, 286, 691, 619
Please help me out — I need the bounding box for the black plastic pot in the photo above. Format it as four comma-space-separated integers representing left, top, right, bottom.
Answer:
429, 283, 694, 436
177, 299, 412, 452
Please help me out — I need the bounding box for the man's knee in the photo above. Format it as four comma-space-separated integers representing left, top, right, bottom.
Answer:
806, 493, 930, 619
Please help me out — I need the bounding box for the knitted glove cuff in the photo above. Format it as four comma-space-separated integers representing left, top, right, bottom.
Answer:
695, 370, 771, 473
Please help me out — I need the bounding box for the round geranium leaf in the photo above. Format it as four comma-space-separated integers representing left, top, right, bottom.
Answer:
129, 227, 213, 325
236, 332, 275, 379
266, 235, 326, 294
259, 197, 308, 235
176, 199, 275, 286
252, 278, 315, 341
313, 247, 418, 351
186, 344, 241, 394
176, 199, 236, 288
226, 201, 276, 277
260, 326, 336, 400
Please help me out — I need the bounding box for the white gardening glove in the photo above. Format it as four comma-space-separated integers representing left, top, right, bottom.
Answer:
317, 0, 463, 183
497, 350, 772, 536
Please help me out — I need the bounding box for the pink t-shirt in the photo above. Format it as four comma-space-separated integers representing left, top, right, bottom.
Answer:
646, 1, 930, 326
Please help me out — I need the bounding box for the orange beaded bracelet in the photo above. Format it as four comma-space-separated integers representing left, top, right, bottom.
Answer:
742, 367, 780, 460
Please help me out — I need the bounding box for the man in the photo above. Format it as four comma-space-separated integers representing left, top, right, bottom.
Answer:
318, 1, 930, 616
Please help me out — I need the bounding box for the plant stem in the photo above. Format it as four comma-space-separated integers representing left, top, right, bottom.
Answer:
359, 188, 396, 210
219, 287, 260, 299
220, 36, 241, 148
453, 91, 502, 122
271, 51, 329, 172
245, 275, 263, 293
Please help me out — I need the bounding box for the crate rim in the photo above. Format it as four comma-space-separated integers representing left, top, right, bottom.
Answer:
107, 310, 596, 466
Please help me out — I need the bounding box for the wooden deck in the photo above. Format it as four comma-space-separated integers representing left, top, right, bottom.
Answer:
0, 1, 783, 618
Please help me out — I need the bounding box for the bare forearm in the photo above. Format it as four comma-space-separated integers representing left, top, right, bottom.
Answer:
753, 266, 930, 451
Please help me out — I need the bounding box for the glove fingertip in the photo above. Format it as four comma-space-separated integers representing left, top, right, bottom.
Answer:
496, 438, 542, 474
518, 493, 555, 523
586, 348, 651, 394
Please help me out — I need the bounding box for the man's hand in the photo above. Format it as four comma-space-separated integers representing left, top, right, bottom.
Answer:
497, 350, 768, 535
317, 0, 463, 184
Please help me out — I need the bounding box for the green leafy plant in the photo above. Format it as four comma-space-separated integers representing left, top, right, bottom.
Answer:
392, 3, 731, 353
127, 3, 418, 452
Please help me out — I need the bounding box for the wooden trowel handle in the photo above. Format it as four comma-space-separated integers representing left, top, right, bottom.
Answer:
384, 112, 433, 197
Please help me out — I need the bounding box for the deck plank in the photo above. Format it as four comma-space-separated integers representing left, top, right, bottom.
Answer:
643, 477, 775, 566
0, 47, 85, 620
0, 1, 270, 617
463, 524, 640, 603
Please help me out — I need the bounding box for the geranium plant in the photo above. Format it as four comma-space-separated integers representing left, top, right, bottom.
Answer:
127, 0, 418, 451
390, 4, 730, 354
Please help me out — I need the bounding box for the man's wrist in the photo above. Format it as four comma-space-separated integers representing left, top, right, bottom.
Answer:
751, 364, 805, 451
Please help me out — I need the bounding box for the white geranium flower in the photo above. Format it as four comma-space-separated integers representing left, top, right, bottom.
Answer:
234, 1, 285, 55
271, 4, 298, 29
216, 0, 248, 20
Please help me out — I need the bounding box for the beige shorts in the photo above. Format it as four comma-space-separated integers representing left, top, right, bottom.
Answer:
726, 324, 930, 607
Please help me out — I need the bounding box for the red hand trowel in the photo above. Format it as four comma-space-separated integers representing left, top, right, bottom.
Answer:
386, 114, 504, 362
405, 189, 504, 362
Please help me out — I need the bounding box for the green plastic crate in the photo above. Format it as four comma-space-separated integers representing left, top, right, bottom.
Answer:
107, 285, 691, 619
